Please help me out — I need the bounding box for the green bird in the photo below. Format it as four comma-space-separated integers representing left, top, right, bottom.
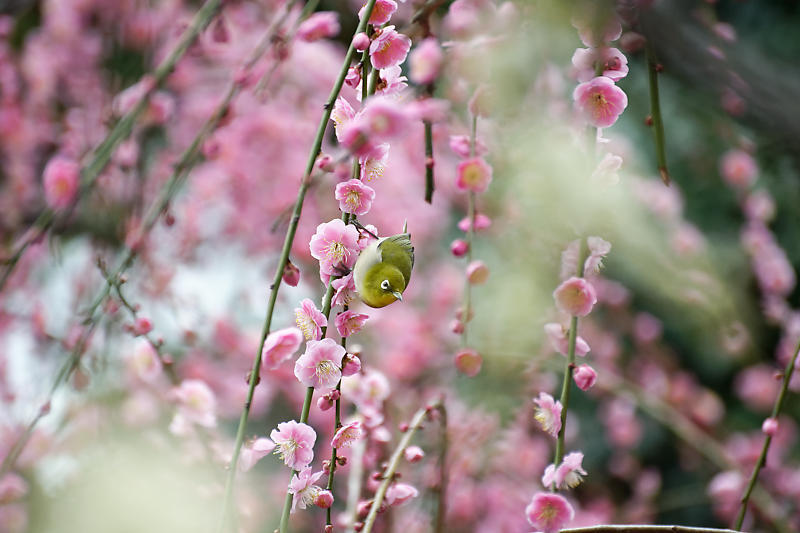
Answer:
352, 223, 414, 308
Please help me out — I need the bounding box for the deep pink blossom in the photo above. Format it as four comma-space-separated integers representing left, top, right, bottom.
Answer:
451, 239, 469, 257
296, 12, 340, 42
359, 0, 398, 26
283, 261, 301, 287
261, 327, 303, 370
309, 218, 360, 277
449, 135, 488, 159
573, 364, 597, 391
456, 157, 492, 193
294, 338, 346, 391
335, 179, 376, 216
720, 149, 757, 188
533, 392, 562, 437
288, 467, 325, 512
525, 492, 574, 532
409, 37, 444, 85
572, 47, 628, 82
573, 76, 628, 128
458, 213, 492, 232
43, 156, 80, 210
239, 437, 276, 472
404, 445, 424, 463
332, 420, 363, 448
335, 310, 369, 337
270, 420, 316, 470
542, 451, 587, 490
294, 298, 327, 341
385, 483, 419, 506
454, 348, 482, 377
543, 323, 590, 357
370, 26, 411, 70
554, 277, 597, 317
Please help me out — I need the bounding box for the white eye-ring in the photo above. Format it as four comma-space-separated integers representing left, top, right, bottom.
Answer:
380, 280, 390, 291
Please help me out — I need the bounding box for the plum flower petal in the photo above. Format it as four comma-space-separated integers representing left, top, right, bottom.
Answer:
331, 420, 363, 448
288, 467, 325, 512
335, 179, 376, 216
359, 0, 398, 26
553, 277, 597, 317
335, 310, 369, 338
584, 236, 612, 274
309, 218, 360, 276
543, 323, 590, 357
294, 298, 327, 341
572, 47, 628, 82
294, 338, 346, 391
239, 438, 276, 472
555, 451, 588, 488
525, 492, 574, 533
456, 157, 492, 193
270, 420, 316, 470
296, 12, 339, 42
409, 37, 444, 85
43, 156, 80, 210
533, 392, 562, 437
262, 327, 303, 370
573, 76, 628, 128
385, 483, 418, 506
573, 364, 597, 391
369, 26, 411, 70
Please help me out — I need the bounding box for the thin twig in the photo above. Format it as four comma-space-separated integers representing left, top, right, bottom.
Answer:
433, 400, 448, 533
646, 41, 670, 186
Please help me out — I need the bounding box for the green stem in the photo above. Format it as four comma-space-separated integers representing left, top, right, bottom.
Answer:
0, 0, 223, 293
221, 1, 380, 530
734, 338, 800, 530
433, 401, 448, 533
325, 338, 346, 526
646, 42, 670, 186
424, 120, 434, 204
459, 114, 479, 346
362, 402, 441, 533
562, 527, 742, 533
553, 241, 586, 471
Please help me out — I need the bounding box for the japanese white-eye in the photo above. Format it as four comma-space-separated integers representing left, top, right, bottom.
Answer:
353, 223, 414, 308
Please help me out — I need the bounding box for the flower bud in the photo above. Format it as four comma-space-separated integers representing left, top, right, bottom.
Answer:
762, 417, 779, 436
450, 239, 469, 257
282, 260, 300, 287
315, 490, 334, 509
553, 277, 597, 317
353, 32, 370, 51
341, 354, 362, 376
404, 445, 424, 463
573, 364, 597, 391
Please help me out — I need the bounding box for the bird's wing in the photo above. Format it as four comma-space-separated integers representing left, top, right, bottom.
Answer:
377, 233, 414, 285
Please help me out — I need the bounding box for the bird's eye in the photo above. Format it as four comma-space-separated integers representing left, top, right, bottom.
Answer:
380, 280, 390, 291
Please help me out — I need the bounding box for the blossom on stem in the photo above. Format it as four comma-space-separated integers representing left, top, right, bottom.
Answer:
404, 445, 424, 463
409, 37, 444, 85
573, 364, 597, 391
369, 26, 411, 70
449, 135, 488, 159
359, 0, 397, 26
385, 483, 418, 506
239, 437, 276, 472
720, 149, 757, 188
573, 76, 628, 128
332, 273, 357, 307
762, 417, 779, 436
584, 236, 612, 273
309, 218, 360, 278
261, 327, 303, 370
543, 323, 590, 357
525, 492, 574, 533
296, 12, 340, 42
466, 260, 489, 285
172, 379, 217, 428
542, 451, 588, 489
332, 420, 363, 448
454, 348, 482, 377
572, 47, 628, 82
455, 157, 492, 193
553, 277, 597, 317
294, 298, 327, 341
458, 213, 492, 232
533, 392, 562, 437
270, 420, 316, 470
335, 179, 376, 216
294, 338, 346, 391
43, 156, 80, 210
283, 260, 301, 287
335, 310, 369, 338
288, 467, 325, 512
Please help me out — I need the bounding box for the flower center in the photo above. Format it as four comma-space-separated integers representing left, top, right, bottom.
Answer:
275, 438, 298, 464
295, 310, 316, 340
345, 190, 361, 209
316, 360, 338, 380
325, 241, 347, 264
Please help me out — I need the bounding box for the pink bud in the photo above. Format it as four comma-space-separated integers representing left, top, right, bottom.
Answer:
315, 490, 334, 508
458, 213, 492, 232
454, 348, 482, 377
762, 417, 779, 436
450, 319, 464, 334
357, 500, 372, 519
404, 445, 424, 463
133, 317, 153, 336
317, 396, 333, 411
282, 261, 300, 287
573, 364, 597, 391
342, 354, 362, 376
450, 239, 469, 257
316, 153, 335, 172
466, 260, 489, 285
353, 32, 370, 51
553, 277, 597, 317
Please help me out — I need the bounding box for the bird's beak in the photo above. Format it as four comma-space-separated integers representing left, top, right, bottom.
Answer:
392, 291, 403, 301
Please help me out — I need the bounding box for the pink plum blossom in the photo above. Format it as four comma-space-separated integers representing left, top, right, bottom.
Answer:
451, 239, 469, 257
239, 438, 276, 472
341, 354, 362, 377
360, 96, 410, 140
466, 260, 489, 285
458, 213, 492, 232
573, 364, 597, 391
294, 298, 327, 341
288, 467, 325, 512
296, 12, 340, 42
127, 340, 162, 382
525, 492, 574, 533
385, 483, 419, 506
449, 135, 488, 158
409, 38, 444, 85
283, 261, 301, 287
332, 420, 363, 448
332, 273, 357, 307
43, 156, 80, 210
335, 310, 369, 337
0, 474, 28, 503
294, 338, 346, 391
172, 379, 217, 428
720, 149, 757, 188
359, 0, 398, 26
132, 317, 152, 335
331, 97, 356, 142
572, 13, 622, 46
553, 277, 598, 317
454, 348, 482, 377
456, 157, 493, 193
309, 218, 360, 278
335, 179, 376, 216
572, 47, 629, 82
352, 32, 370, 51
573, 76, 628, 128
762, 417, 779, 436
584, 236, 612, 273
542, 451, 587, 489
370, 26, 411, 70
404, 445, 424, 463
543, 323, 590, 357
374, 65, 407, 97
315, 490, 334, 509
270, 420, 316, 470
533, 392, 562, 437
261, 327, 303, 370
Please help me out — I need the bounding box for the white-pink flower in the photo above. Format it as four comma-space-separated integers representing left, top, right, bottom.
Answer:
270, 420, 317, 470
542, 451, 588, 489
573, 364, 597, 391
239, 438, 276, 472
572, 47, 629, 82
533, 392, 562, 437
543, 323, 590, 357
553, 277, 598, 317
409, 37, 444, 85
173, 379, 217, 428
331, 420, 363, 448
309, 219, 360, 277
332, 273, 357, 307
335, 310, 369, 338
335, 179, 376, 216
573, 76, 628, 128
288, 467, 325, 512
359, 0, 398, 26
294, 338, 346, 391
584, 236, 612, 274
720, 149, 757, 188
262, 327, 304, 370
385, 482, 418, 506
369, 26, 411, 70
43, 156, 80, 210
294, 298, 327, 341
525, 491, 574, 533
